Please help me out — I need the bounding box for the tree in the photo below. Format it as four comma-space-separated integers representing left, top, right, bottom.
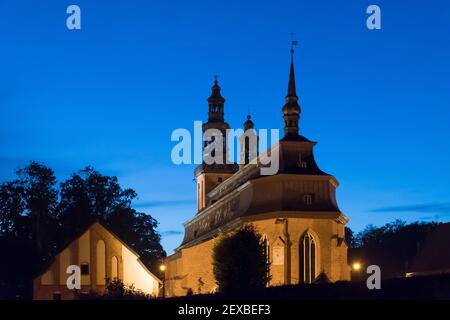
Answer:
345, 226, 355, 248
349, 220, 440, 278
0, 181, 25, 237
212, 225, 269, 294
57, 166, 165, 272
16, 162, 59, 256
0, 161, 58, 299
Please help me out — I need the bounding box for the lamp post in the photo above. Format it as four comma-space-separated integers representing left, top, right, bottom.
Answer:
160, 264, 166, 299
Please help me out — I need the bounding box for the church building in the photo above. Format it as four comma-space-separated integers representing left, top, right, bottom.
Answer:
33, 222, 161, 300
165, 49, 350, 296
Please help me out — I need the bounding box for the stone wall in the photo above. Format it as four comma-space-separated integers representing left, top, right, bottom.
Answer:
165, 214, 350, 297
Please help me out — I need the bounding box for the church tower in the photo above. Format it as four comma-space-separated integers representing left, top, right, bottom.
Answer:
165, 48, 350, 297
195, 77, 238, 212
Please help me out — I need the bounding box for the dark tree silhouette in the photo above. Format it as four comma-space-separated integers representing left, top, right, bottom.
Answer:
212, 225, 269, 294
348, 220, 440, 279
345, 226, 356, 248
16, 162, 59, 256
0, 162, 59, 299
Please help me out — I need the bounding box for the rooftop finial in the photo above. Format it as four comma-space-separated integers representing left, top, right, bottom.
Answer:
244, 106, 254, 131
290, 32, 298, 56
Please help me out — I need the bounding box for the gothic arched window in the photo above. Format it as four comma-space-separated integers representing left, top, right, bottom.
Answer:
299, 232, 317, 284
96, 240, 106, 285
111, 256, 119, 279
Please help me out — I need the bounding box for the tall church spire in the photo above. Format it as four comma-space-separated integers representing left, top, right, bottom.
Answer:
287, 49, 297, 97
282, 48, 301, 137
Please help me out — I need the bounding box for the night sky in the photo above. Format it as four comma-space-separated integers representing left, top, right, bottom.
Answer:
1, 0, 450, 253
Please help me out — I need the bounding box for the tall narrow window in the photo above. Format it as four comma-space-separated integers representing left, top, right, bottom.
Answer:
197, 183, 201, 210
202, 181, 205, 208
96, 240, 106, 285
299, 232, 317, 284
111, 256, 118, 279
80, 262, 89, 275
262, 235, 270, 286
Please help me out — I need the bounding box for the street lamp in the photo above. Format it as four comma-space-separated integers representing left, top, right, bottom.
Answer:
350, 261, 363, 282
160, 264, 166, 298
352, 262, 362, 271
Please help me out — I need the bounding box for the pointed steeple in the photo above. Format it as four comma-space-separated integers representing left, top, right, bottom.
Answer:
287, 49, 297, 97
282, 48, 301, 137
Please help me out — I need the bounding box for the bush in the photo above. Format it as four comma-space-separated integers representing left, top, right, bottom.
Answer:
77, 278, 152, 300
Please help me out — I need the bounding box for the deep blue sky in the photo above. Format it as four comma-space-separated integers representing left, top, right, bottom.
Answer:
1, 1, 449, 253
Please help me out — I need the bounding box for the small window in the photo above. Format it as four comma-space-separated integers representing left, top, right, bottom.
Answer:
53, 292, 61, 300
218, 177, 223, 183
297, 153, 307, 168
303, 194, 313, 205
80, 263, 89, 275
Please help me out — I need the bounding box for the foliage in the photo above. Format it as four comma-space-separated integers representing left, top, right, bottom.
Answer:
0, 161, 165, 299
77, 278, 153, 300
344, 226, 356, 248
212, 225, 269, 294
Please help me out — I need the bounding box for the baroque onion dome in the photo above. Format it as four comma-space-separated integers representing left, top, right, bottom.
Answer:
197, 75, 238, 176
243, 114, 254, 131
282, 48, 302, 136
207, 75, 225, 123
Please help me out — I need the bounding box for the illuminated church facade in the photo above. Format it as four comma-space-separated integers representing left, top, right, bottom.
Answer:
165, 50, 350, 296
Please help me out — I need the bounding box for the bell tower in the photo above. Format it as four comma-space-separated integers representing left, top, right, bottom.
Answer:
195, 76, 238, 212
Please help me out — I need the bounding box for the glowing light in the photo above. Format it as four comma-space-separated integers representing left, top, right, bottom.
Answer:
160, 264, 166, 272
352, 262, 362, 271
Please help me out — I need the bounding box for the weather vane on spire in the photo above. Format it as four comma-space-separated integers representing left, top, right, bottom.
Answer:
290, 32, 298, 55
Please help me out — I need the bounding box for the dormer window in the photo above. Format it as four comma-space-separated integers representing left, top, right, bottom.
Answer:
297, 153, 307, 168
303, 194, 313, 205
